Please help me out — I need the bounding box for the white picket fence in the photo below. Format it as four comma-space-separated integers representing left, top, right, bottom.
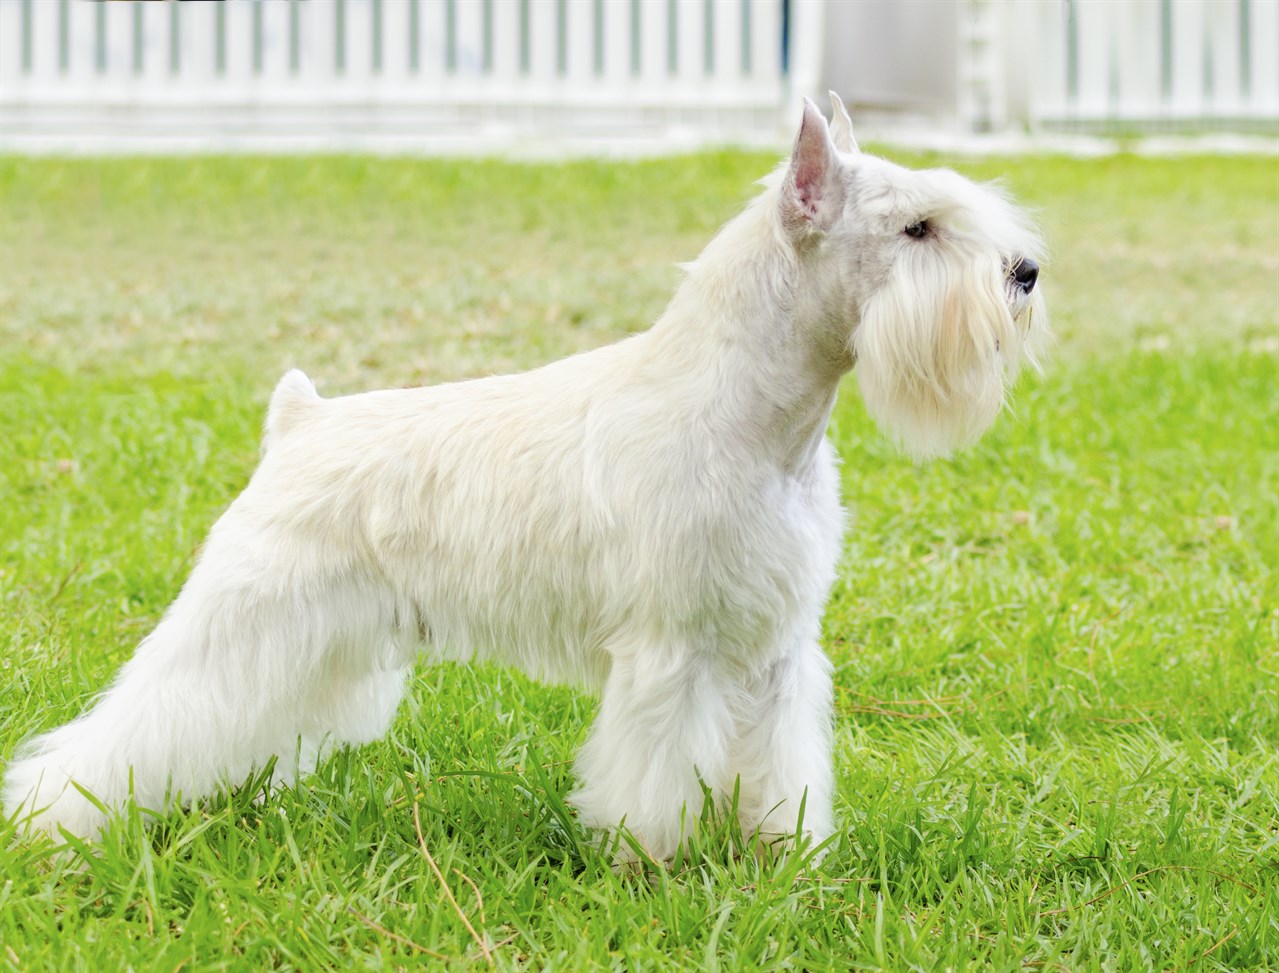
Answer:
0, 0, 820, 152
0, 0, 1274, 153
1023, 0, 1279, 132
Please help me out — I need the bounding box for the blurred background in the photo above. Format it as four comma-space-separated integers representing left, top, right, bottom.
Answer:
1, 0, 1276, 154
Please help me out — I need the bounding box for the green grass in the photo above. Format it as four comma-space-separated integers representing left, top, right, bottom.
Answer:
1, 151, 1276, 971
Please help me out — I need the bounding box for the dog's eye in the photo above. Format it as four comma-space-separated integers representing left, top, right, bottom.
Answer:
904, 221, 928, 239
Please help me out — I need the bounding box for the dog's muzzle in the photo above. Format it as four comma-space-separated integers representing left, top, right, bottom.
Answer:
1009, 256, 1039, 295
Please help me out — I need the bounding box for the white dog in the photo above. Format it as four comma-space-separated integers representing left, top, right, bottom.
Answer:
4, 96, 1044, 860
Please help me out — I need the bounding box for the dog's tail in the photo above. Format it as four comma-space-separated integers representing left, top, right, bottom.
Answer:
262, 368, 321, 453
2, 560, 315, 841
2, 498, 407, 842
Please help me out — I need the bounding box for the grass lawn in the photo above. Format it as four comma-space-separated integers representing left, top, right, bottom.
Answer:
1, 149, 1276, 971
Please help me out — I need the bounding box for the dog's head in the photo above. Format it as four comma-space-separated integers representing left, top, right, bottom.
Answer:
780, 95, 1047, 460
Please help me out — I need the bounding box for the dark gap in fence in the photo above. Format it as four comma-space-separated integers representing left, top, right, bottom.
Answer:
254, 0, 265, 76
1108, 36, 1118, 113
215, 1, 227, 76
95, 1, 105, 74
483, 0, 494, 74
290, 0, 301, 75
58, 0, 68, 74
557, 0, 567, 76
1160, 0, 1172, 101
631, 0, 641, 76
21, 0, 31, 75
409, 0, 420, 74
780, 0, 789, 74
520, 0, 530, 75
667, 0, 677, 75
1239, 0, 1251, 97
1065, 0, 1078, 104
594, 0, 604, 77
741, 0, 751, 75
169, 1, 180, 75
335, 0, 346, 75
373, 0, 383, 75
132, 2, 143, 75
446, 0, 457, 74
704, 0, 714, 75
1203, 25, 1214, 103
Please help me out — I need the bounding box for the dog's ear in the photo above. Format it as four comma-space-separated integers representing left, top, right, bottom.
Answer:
828, 90, 858, 154
782, 98, 844, 233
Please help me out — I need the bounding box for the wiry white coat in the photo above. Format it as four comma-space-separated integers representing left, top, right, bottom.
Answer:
3, 97, 1044, 860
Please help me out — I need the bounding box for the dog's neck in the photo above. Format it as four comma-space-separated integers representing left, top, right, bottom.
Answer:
643, 189, 848, 477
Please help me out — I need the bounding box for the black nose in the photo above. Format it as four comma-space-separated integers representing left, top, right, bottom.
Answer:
1012, 257, 1039, 293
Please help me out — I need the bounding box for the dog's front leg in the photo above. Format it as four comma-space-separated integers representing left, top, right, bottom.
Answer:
569, 646, 735, 862
729, 639, 835, 856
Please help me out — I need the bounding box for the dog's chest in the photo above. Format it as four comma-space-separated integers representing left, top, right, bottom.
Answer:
590, 436, 845, 656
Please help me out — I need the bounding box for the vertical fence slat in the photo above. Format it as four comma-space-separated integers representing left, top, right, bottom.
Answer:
344, 0, 375, 81
378, 0, 411, 80
173, 1, 212, 92
710, 0, 739, 83
1115, 0, 1160, 119
140, 1, 169, 86
259, 0, 292, 81
749, 0, 778, 88
1249, 0, 1278, 113
297, 0, 332, 84
564, 0, 595, 82
414, 0, 446, 81
0, 1, 21, 87
64, 0, 96, 86
30, 0, 60, 79
526, 0, 557, 81
640, 0, 666, 82
105, 1, 137, 83
491, 0, 521, 83
1169, 0, 1206, 118
1207, 0, 1242, 112
224, 0, 255, 85
453, 0, 483, 77
603, 0, 632, 83
1026, 0, 1066, 123
1074, 0, 1112, 117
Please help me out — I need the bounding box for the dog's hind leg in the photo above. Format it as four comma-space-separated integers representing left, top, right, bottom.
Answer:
568, 644, 736, 861
2, 515, 390, 842
728, 639, 835, 855
297, 652, 410, 757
